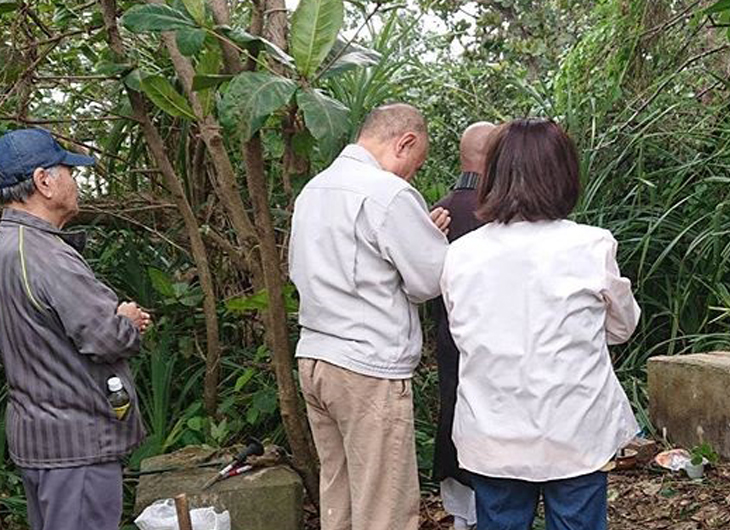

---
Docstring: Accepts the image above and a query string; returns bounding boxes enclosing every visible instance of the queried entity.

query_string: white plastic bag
[135,498,231,530]
[654,448,691,472]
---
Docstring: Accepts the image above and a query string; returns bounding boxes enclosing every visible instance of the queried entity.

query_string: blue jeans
[469,470,607,530]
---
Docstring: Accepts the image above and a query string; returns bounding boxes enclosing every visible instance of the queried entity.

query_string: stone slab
[648,352,730,458]
[135,447,303,530]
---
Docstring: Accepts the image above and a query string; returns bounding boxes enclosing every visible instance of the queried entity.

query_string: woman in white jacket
[441,119,640,530]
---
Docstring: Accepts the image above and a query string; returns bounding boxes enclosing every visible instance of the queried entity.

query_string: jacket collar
[1,208,87,253]
[454,172,481,190]
[338,144,383,170]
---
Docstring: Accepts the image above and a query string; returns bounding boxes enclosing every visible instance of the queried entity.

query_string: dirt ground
[606,462,730,530]
[306,463,730,530]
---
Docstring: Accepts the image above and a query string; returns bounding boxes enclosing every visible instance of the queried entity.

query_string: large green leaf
[122,4,196,33]
[290,0,344,78]
[148,268,176,298]
[123,69,143,91]
[225,290,270,312]
[219,72,297,140]
[319,38,382,79]
[140,75,196,120]
[192,74,233,91]
[94,61,132,76]
[706,0,730,13]
[175,28,206,56]
[218,27,295,69]
[297,88,350,160]
[53,5,75,29]
[181,0,206,25]
[226,285,298,314]
[0,0,17,15]
[195,47,222,116]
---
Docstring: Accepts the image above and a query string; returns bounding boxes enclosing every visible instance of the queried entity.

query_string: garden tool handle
[174,494,193,530]
[233,438,264,465]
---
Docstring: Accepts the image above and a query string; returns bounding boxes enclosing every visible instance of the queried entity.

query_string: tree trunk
[98,0,223,417]
[242,135,320,504]
[206,0,321,504]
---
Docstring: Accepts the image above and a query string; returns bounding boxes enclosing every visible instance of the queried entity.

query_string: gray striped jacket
[0,209,146,468]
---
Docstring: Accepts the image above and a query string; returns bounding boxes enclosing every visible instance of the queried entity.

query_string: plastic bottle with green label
[107,376,130,420]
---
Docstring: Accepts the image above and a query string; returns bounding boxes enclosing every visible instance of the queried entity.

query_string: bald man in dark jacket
[432,122,495,530]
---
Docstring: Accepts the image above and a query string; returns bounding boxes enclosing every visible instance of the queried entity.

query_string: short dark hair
[357,103,427,141]
[476,119,580,223]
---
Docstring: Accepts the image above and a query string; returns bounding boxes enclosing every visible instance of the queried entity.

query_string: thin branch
[34,75,122,82]
[20,3,53,37]
[640,0,703,39]
[129,168,163,174]
[100,0,223,416]
[619,44,730,133]
[201,225,250,270]
[695,80,724,100]
[57,90,135,121]
[205,28,281,77]
[89,201,178,213]
[1,115,131,124]
[708,13,730,28]
[64,0,99,19]
[80,204,190,255]
[53,129,130,163]
[0,40,61,108]
[208,0,245,73]
[18,27,100,51]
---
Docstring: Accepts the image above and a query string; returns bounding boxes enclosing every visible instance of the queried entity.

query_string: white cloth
[289,144,447,379]
[440,478,476,527]
[441,220,640,481]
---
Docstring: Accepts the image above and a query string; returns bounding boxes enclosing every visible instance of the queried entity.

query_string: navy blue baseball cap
[0,128,95,189]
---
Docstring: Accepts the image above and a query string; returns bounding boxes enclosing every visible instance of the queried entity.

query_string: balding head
[460,121,496,174]
[357,103,427,142]
[356,103,429,182]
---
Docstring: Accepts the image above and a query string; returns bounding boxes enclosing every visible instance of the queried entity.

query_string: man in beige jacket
[289,103,450,530]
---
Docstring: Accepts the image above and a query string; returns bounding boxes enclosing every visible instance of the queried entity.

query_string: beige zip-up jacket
[289,144,448,379]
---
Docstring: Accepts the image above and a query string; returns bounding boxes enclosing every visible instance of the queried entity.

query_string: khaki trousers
[298,358,420,530]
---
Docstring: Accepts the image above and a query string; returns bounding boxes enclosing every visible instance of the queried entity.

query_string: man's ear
[395,132,418,157]
[32,168,53,199]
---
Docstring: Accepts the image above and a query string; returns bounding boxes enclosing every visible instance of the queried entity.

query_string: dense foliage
[1,0,729,527]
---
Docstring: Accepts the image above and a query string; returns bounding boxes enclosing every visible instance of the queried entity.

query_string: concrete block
[648,352,730,458]
[135,446,303,530]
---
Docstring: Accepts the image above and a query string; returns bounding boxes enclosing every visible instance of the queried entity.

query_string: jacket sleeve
[38,248,140,363]
[376,188,449,304]
[601,234,641,345]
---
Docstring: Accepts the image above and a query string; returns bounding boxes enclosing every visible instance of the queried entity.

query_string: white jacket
[442,220,640,481]
[289,144,448,379]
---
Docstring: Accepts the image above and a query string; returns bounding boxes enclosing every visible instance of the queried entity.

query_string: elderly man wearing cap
[0,128,151,530]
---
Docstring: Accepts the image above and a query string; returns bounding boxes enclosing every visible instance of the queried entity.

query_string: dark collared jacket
[0,209,145,468]
[432,172,484,483]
